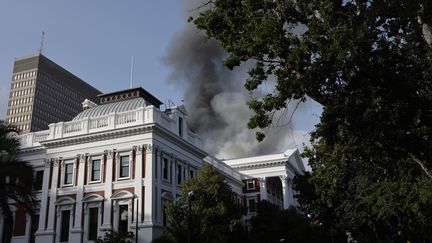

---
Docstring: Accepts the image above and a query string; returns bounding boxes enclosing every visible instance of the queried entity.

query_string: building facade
[2,87,304,243]
[6,54,101,133]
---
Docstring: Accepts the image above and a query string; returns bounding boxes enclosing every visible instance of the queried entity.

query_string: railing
[34,130,49,142]
[20,130,50,147]
[89,116,109,129]
[116,110,137,125]
[64,121,83,134]
[20,106,203,150]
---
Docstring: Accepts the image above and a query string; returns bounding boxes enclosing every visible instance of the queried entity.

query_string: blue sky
[0,0,186,119]
[0,0,322,153]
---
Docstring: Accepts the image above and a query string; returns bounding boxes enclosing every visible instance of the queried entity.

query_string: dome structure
[73,97,145,120]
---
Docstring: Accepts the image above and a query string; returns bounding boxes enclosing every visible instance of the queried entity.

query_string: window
[119,156,129,178]
[163,158,169,181]
[91,159,101,182]
[189,169,195,179]
[34,170,44,190]
[118,205,128,234]
[247,180,255,190]
[177,164,182,185]
[60,210,70,242]
[88,207,98,241]
[178,117,183,137]
[64,163,73,185]
[249,199,256,213]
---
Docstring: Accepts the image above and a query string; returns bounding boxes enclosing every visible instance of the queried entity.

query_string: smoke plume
[163,3,315,159]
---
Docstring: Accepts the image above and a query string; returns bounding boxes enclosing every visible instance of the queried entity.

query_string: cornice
[20,145,46,154]
[153,124,208,159]
[40,125,154,149]
[230,159,289,170]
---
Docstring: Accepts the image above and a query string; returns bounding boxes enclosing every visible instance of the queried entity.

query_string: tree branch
[406,151,432,179]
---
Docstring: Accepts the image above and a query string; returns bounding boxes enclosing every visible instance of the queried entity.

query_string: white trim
[56,205,74,243]
[61,160,75,187]
[162,156,171,183]
[116,152,132,181]
[83,199,103,242]
[88,155,104,184]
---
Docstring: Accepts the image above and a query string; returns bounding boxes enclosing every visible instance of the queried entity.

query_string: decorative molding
[143,144,153,154]
[44,158,51,168]
[53,158,60,167]
[40,126,154,149]
[105,150,114,159]
[230,160,289,170]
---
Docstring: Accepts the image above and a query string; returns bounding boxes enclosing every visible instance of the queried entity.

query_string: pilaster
[143,144,155,223]
[46,158,60,231]
[259,177,268,201]
[134,145,143,224]
[280,175,294,209]
[101,150,114,230]
[70,154,86,242]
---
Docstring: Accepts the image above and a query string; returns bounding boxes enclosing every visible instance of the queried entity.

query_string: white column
[101,150,114,230]
[155,150,163,223]
[170,155,176,200]
[37,159,52,231]
[134,145,143,224]
[46,158,60,232]
[70,154,86,241]
[259,177,268,201]
[143,144,155,223]
[280,175,294,209]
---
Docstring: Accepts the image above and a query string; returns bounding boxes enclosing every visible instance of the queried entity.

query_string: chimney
[82,99,97,111]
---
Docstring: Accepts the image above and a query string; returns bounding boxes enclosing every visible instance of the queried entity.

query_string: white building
[2,87,305,243]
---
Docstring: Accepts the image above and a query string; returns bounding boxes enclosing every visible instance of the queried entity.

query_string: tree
[96,230,134,243]
[193,1,432,241]
[249,201,342,243]
[164,164,245,243]
[0,121,37,243]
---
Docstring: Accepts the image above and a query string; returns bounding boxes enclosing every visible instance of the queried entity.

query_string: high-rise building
[6,54,101,133]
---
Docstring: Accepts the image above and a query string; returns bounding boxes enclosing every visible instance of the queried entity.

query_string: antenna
[38,31,45,54]
[130,56,134,88]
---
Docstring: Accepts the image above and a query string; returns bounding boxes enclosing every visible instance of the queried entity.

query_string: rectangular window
[177,164,182,185]
[34,170,44,190]
[88,207,98,241]
[118,205,128,234]
[163,158,169,181]
[247,180,255,190]
[60,210,70,242]
[120,156,129,178]
[64,163,73,185]
[178,117,183,137]
[189,169,195,179]
[249,199,256,213]
[91,159,101,181]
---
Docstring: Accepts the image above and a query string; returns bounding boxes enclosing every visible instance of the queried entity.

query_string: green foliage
[0,121,37,243]
[249,201,343,243]
[194,0,432,241]
[164,164,244,243]
[96,230,134,243]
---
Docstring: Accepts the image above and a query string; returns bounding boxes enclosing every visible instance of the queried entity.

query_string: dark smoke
[163,1,316,159]
[163,24,311,159]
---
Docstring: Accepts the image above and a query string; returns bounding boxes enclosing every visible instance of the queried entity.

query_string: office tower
[6,54,101,133]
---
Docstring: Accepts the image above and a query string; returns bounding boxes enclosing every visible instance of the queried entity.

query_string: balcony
[20,105,203,149]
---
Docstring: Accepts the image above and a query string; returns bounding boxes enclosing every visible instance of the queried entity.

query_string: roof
[98,87,162,108]
[73,97,145,120]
